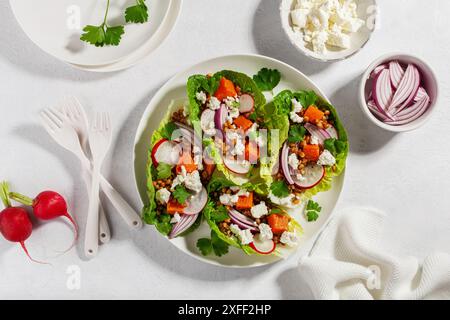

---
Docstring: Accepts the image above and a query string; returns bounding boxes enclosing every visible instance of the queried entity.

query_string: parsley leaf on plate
[196,230,230,257]
[156,163,172,180]
[306,200,322,222]
[288,124,306,143]
[270,180,290,198]
[253,68,281,92]
[125,0,149,23]
[80,24,124,47]
[172,185,191,205]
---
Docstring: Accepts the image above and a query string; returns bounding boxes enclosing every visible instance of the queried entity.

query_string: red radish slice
[414,87,428,102]
[183,187,208,215]
[223,156,251,174]
[292,164,325,189]
[325,126,339,139]
[214,104,228,132]
[389,61,405,89]
[151,139,181,166]
[169,213,198,239]
[373,69,394,113]
[229,209,258,228]
[280,142,295,185]
[238,94,254,113]
[371,64,387,79]
[250,235,276,255]
[388,64,420,113]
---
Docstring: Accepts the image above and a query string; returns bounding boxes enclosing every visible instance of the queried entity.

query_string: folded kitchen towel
[297,207,450,300]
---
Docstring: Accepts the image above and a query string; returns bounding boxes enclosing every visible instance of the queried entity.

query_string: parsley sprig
[270,180,290,198]
[196,231,230,257]
[306,200,322,222]
[80,0,149,47]
[253,68,281,93]
[172,185,191,205]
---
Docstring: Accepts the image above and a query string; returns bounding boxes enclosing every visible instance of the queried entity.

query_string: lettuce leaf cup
[261,90,349,209]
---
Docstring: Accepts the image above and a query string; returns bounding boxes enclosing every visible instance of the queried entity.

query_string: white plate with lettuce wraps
[133,54,348,267]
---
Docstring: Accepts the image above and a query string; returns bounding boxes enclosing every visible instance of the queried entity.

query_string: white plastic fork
[84,113,112,258]
[59,97,111,244]
[39,108,143,231]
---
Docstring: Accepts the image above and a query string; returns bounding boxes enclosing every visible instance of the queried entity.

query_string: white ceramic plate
[72,0,182,72]
[280,0,377,62]
[10,0,171,66]
[133,54,346,268]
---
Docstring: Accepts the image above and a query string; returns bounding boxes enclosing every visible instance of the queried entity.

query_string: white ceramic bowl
[359,53,439,132]
[280,0,377,62]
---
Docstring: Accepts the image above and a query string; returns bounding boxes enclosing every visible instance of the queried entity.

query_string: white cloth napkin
[297,207,450,300]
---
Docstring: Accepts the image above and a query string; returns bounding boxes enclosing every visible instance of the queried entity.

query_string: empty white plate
[10,0,172,66]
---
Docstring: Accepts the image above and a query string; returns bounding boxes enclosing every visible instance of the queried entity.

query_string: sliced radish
[238,94,254,113]
[280,142,295,185]
[250,235,276,255]
[388,64,420,113]
[151,139,181,166]
[223,156,251,174]
[183,187,208,215]
[214,104,228,132]
[373,69,394,113]
[389,61,405,89]
[293,163,325,189]
[169,213,198,239]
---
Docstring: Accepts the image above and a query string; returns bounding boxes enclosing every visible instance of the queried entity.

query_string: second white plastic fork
[85,112,112,258]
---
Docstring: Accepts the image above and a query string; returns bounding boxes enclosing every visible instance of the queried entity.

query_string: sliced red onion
[280,142,294,185]
[304,123,330,144]
[414,87,428,102]
[239,94,254,113]
[367,100,391,121]
[388,64,420,113]
[325,126,339,139]
[373,69,394,112]
[169,213,198,239]
[389,61,405,89]
[229,209,257,227]
[214,104,227,132]
[174,123,202,151]
[371,64,388,79]
[384,96,430,125]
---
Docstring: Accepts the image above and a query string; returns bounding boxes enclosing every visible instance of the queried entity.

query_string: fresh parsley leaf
[306,200,322,222]
[270,180,290,198]
[80,25,106,47]
[294,90,318,109]
[253,68,281,92]
[248,111,257,122]
[172,185,191,205]
[211,231,230,257]
[210,205,229,222]
[196,238,213,256]
[196,231,230,257]
[156,163,172,180]
[324,138,346,157]
[161,122,178,140]
[125,0,149,23]
[288,124,306,143]
[104,25,125,46]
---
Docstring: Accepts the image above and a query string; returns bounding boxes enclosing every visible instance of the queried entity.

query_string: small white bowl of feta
[280,0,378,62]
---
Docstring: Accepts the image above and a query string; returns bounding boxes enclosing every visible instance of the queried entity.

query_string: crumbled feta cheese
[227,106,240,123]
[232,137,245,156]
[170,213,181,224]
[156,188,171,204]
[226,131,246,157]
[236,189,249,197]
[280,231,299,247]
[269,192,301,209]
[193,154,203,171]
[317,149,336,166]
[292,98,303,112]
[290,111,304,123]
[200,109,217,136]
[220,193,239,206]
[291,0,364,53]
[196,91,207,105]
[258,223,273,241]
[230,224,241,236]
[288,153,300,169]
[184,170,203,193]
[171,166,186,190]
[224,96,239,108]
[229,186,240,192]
[207,96,221,110]
[310,135,319,145]
[238,229,254,245]
[251,201,268,219]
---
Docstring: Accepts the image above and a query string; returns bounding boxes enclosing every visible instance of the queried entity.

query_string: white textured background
[0,0,449,299]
